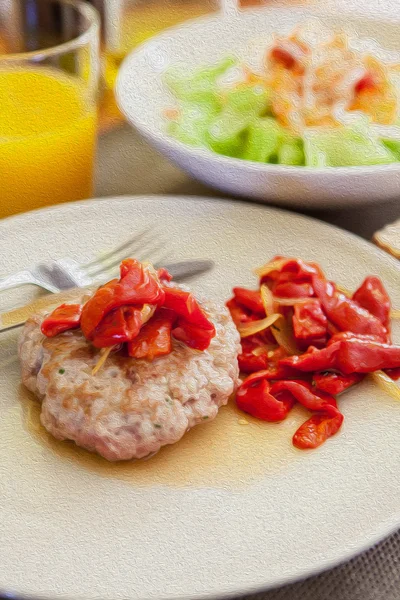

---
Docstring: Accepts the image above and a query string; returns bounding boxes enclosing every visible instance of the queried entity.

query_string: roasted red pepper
[312,276,388,341]
[260,257,322,286]
[293,412,344,449]
[352,276,391,328]
[81,259,165,340]
[270,380,344,449]
[281,337,400,374]
[163,286,216,350]
[157,267,173,282]
[236,372,294,421]
[232,287,265,316]
[226,298,255,328]
[313,372,364,395]
[41,303,82,337]
[163,287,215,331]
[292,299,327,345]
[281,343,340,372]
[91,306,143,348]
[270,380,339,415]
[273,281,314,298]
[128,309,176,360]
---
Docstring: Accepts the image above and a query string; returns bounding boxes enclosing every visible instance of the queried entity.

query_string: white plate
[1,195,400,600]
[116,6,400,208]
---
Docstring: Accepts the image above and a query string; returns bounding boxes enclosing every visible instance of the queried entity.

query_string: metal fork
[0,230,212,294]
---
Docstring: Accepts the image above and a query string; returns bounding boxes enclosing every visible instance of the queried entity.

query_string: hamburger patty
[18,298,240,461]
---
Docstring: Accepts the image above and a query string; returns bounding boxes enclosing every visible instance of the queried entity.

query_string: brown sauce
[19,384,304,489]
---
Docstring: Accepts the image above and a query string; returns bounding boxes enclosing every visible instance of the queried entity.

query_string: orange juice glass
[0,0,100,219]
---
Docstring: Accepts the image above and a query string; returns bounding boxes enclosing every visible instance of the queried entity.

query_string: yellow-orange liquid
[21,385,304,489]
[0,68,97,219]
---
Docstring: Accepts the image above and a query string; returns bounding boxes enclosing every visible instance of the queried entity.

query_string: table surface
[96,125,400,241]
[95,125,400,600]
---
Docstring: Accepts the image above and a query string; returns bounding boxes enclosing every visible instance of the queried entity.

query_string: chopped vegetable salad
[164,23,400,167]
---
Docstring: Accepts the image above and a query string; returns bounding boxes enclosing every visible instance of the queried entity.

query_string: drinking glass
[0,0,100,219]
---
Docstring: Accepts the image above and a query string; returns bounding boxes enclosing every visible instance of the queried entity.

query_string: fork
[0,229,212,294]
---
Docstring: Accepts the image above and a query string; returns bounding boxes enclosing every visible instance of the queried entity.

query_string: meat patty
[18,296,240,461]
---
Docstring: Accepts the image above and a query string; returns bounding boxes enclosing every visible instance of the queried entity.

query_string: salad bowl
[116,6,400,207]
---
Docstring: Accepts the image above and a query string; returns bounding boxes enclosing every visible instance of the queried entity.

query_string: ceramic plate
[1,195,400,600]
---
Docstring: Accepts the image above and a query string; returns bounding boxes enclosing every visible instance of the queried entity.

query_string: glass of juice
[0,0,100,219]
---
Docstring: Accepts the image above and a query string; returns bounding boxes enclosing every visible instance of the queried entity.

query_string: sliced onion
[336,284,352,298]
[141,303,156,324]
[270,314,299,356]
[370,370,400,401]
[254,258,287,279]
[252,344,277,356]
[272,296,310,306]
[238,313,281,338]
[260,284,275,316]
[92,346,114,375]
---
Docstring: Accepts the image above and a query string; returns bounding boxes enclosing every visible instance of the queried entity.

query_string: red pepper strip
[293,299,327,344]
[91,306,143,348]
[226,298,256,328]
[41,304,82,337]
[281,343,340,372]
[172,320,215,351]
[352,276,391,328]
[337,338,400,374]
[313,372,364,395]
[238,341,307,377]
[232,287,265,316]
[327,320,340,338]
[281,338,400,374]
[236,373,294,421]
[293,412,344,449]
[312,275,388,342]
[385,368,400,381]
[81,259,165,340]
[261,257,323,286]
[128,309,176,360]
[327,331,381,344]
[269,380,343,449]
[270,380,339,416]
[157,267,173,282]
[273,281,314,298]
[162,286,216,350]
[163,287,215,331]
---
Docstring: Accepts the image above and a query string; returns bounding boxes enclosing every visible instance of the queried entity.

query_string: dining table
[95,122,400,600]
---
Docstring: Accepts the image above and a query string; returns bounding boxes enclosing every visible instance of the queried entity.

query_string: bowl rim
[116,5,400,176]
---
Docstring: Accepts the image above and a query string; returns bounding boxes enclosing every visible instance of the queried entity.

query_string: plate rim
[1,194,399,272]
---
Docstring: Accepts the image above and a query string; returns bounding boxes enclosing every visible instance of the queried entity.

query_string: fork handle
[0,270,37,293]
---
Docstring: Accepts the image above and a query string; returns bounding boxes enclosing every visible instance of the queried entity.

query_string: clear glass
[0,0,100,219]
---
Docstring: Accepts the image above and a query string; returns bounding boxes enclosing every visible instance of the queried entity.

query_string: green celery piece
[164,57,235,105]
[167,103,217,147]
[303,126,397,167]
[223,84,271,117]
[278,137,305,166]
[382,138,400,160]
[206,108,250,157]
[241,118,285,163]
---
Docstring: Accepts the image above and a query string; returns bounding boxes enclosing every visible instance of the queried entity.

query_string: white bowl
[116,6,400,208]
